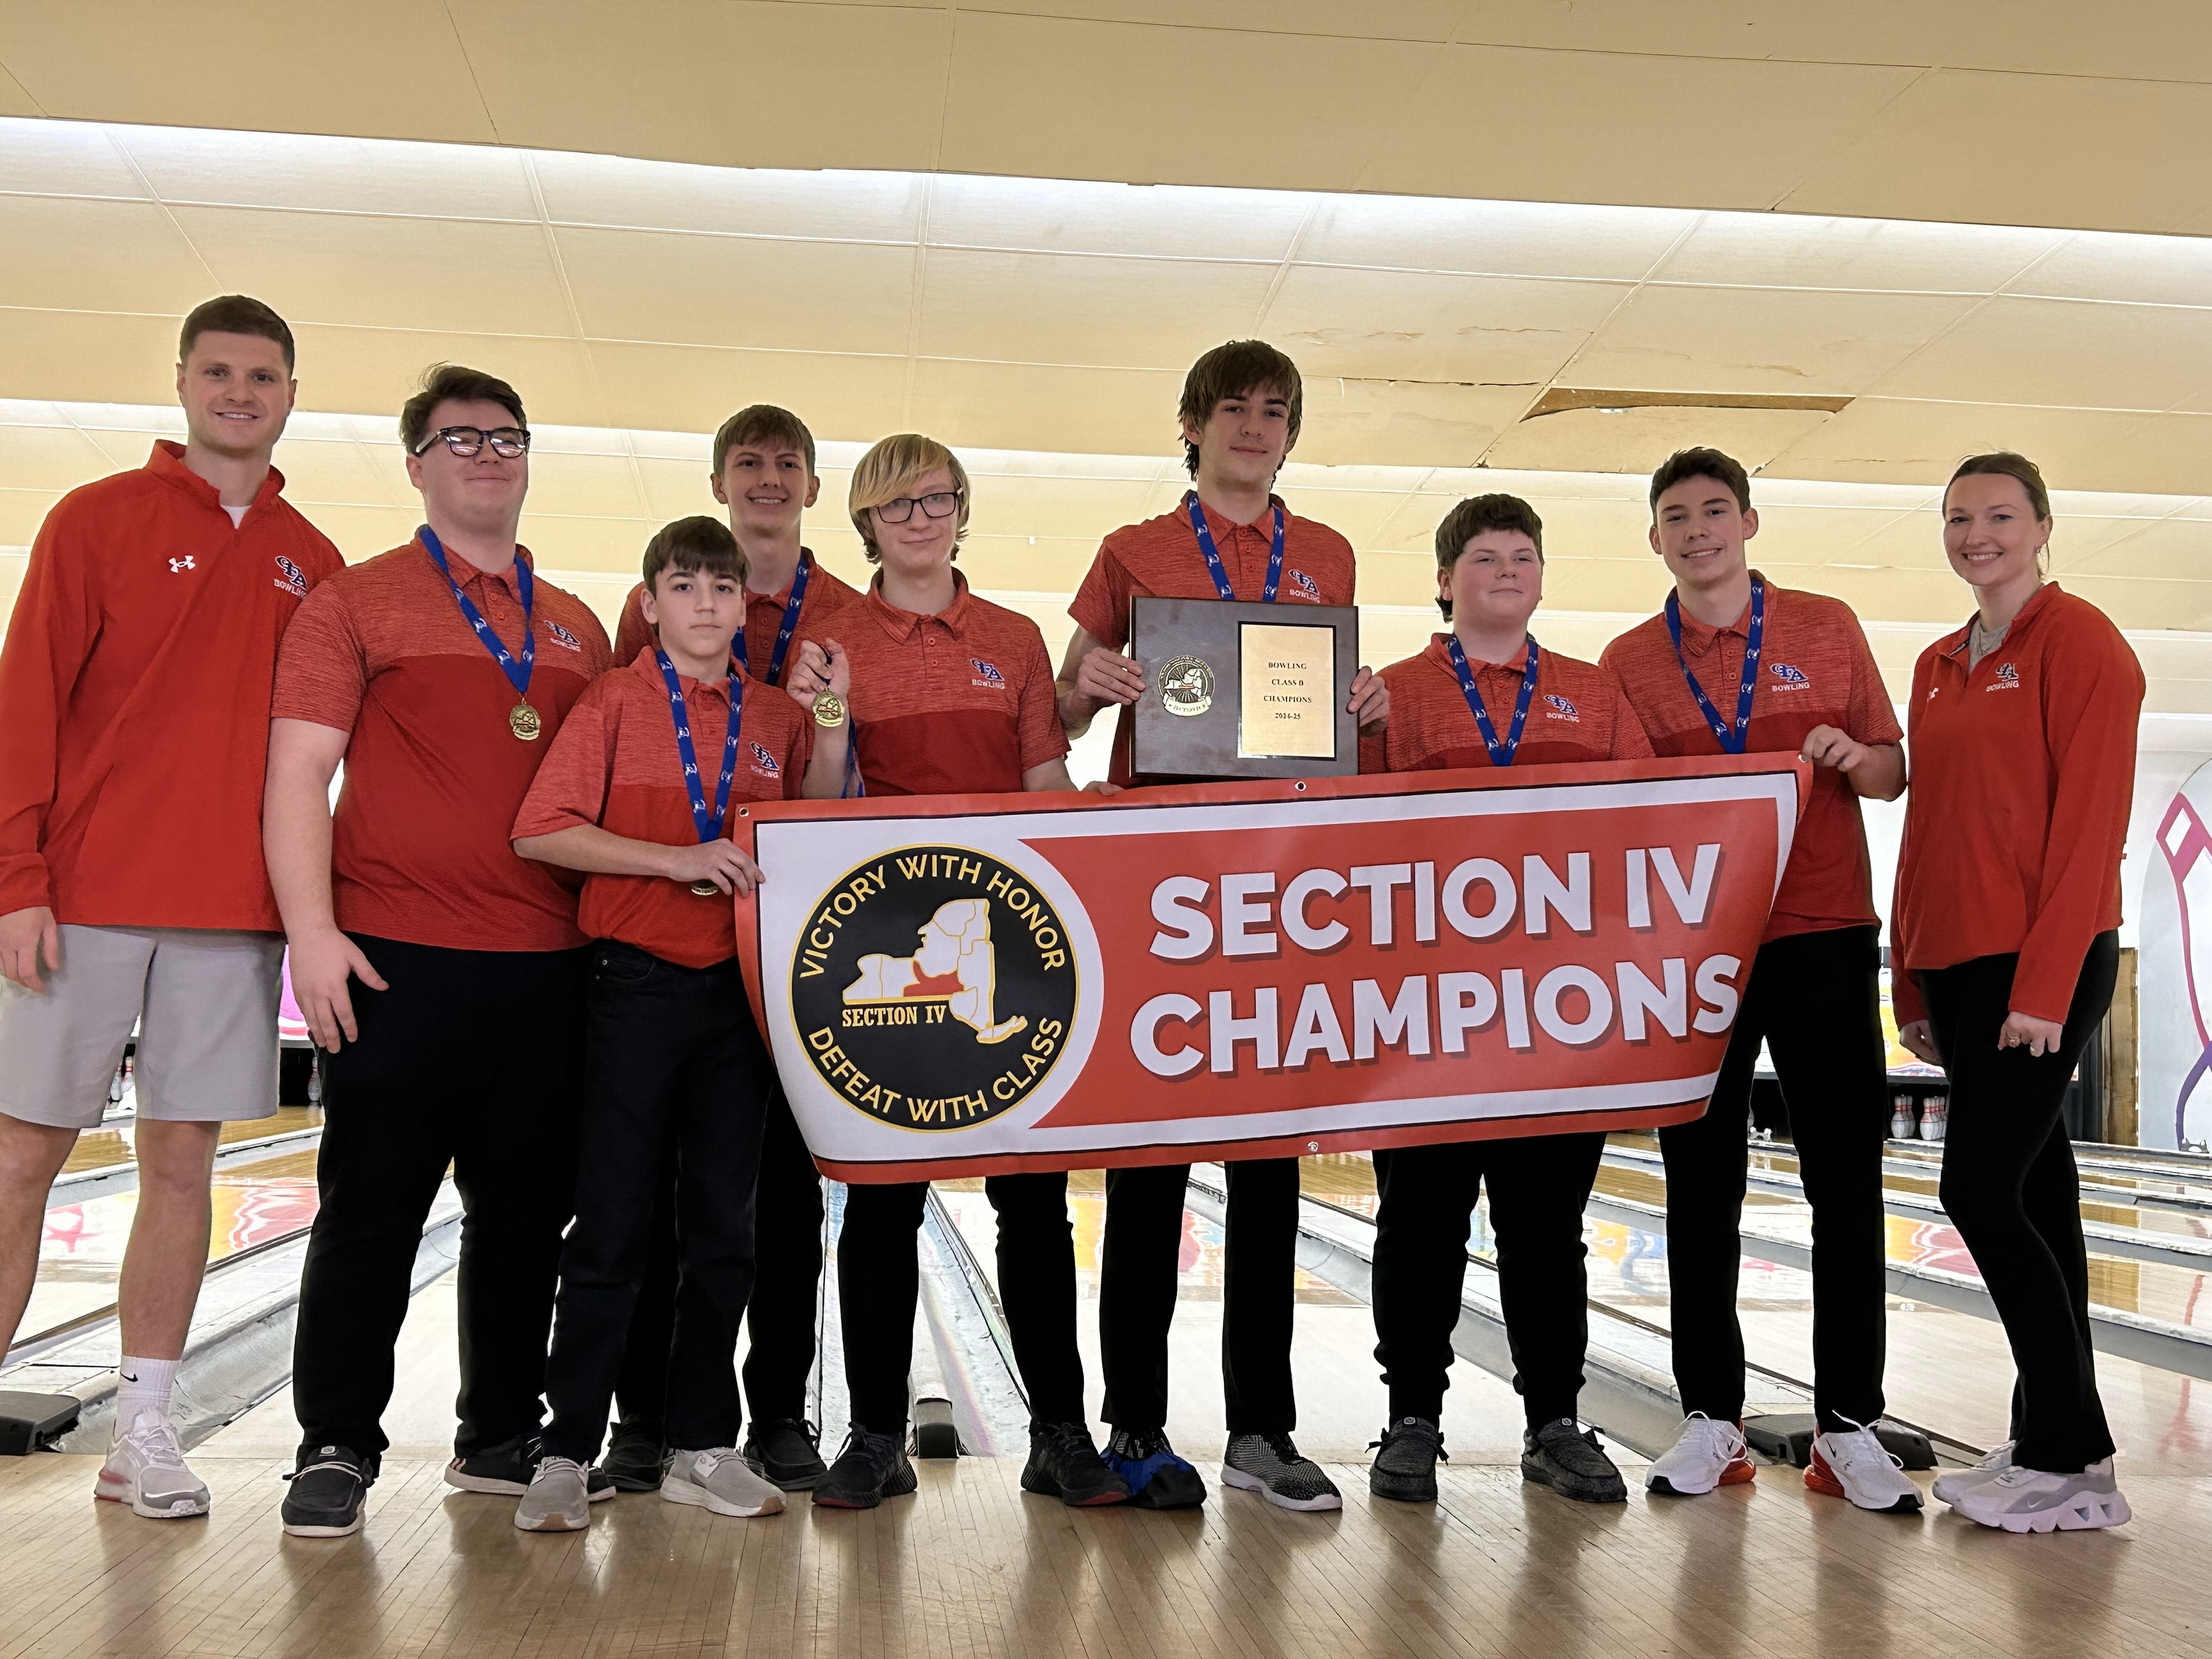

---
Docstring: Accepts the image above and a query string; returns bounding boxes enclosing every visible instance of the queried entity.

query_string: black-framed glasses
[873,490,962,523]
[413,425,531,459]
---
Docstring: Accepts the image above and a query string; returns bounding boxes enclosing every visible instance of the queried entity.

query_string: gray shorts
[0,924,285,1131]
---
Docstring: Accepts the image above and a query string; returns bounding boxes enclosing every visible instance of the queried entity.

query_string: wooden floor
[3,1450,2209,1659]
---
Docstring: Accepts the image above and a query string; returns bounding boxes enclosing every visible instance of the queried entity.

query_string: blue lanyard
[1185,492,1284,603]
[1446,635,1539,768]
[1664,575,1764,755]
[761,552,813,688]
[421,524,533,699]
[653,647,744,843]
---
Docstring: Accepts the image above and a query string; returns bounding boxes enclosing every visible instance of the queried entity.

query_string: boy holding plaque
[1600,447,1918,1516]
[504,515,849,1532]
[1359,494,1648,1508]
[1053,340,1386,1513]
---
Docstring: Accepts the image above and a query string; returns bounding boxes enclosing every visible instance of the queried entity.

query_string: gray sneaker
[663,1448,787,1518]
[1369,1417,1446,1504]
[1933,1441,2017,1506]
[1521,1419,1628,1504]
[96,1417,211,1520]
[1949,1458,2129,1533]
[514,1455,591,1532]
[1222,1432,1342,1512]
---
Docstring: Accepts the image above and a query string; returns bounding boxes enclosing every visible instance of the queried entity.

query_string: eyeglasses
[872,490,962,523]
[413,425,531,459]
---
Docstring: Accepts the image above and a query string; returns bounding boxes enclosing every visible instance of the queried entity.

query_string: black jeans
[1099,1157,1299,1435]
[613,1085,823,1432]
[542,943,770,1460]
[1921,932,2119,1472]
[293,936,586,1459]
[1372,1132,1606,1429]
[1658,923,1889,1432]
[837,1172,1083,1432]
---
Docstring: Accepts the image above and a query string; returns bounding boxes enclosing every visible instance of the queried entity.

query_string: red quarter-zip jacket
[0,443,343,929]
[1890,583,2144,1026]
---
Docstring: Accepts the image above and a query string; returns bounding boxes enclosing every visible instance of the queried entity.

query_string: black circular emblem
[790,844,1079,1132]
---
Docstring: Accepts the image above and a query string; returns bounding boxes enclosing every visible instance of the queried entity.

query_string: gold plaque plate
[1238,622,1335,759]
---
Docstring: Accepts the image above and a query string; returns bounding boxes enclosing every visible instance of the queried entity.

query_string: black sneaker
[1020,1421,1130,1507]
[742,1418,830,1491]
[283,1444,377,1538]
[1369,1417,1447,1504]
[1222,1432,1342,1512]
[811,1426,918,1509]
[601,1421,671,1493]
[1521,1419,1628,1504]
[1103,1427,1207,1510]
[443,1434,539,1496]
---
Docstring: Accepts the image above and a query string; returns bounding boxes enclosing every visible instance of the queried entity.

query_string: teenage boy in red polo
[1360,494,1649,1509]
[0,296,341,1521]
[783,433,1127,1512]
[1053,340,1386,1512]
[264,364,613,1538]
[506,514,853,1531]
[604,405,858,1493]
[1600,447,1919,1515]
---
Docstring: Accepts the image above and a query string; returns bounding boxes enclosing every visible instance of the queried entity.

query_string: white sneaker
[514,1455,591,1532]
[1933,1441,2017,1506]
[1806,1425,1923,1513]
[663,1448,787,1517]
[1949,1458,2129,1533]
[95,1415,211,1519]
[1645,1413,1754,1497]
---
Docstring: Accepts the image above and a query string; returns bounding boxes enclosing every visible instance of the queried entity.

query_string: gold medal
[689,879,721,898]
[812,690,848,728]
[509,701,542,741]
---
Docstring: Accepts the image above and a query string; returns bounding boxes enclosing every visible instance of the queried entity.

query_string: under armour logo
[168,557,196,573]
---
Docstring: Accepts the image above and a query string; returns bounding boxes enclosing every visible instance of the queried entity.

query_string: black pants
[542,943,770,1461]
[837,1172,1082,1432]
[1921,932,2119,1472]
[613,1085,823,1432]
[1658,923,1888,1432]
[1372,1132,1606,1429]
[1099,1157,1299,1435]
[293,936,586,1459]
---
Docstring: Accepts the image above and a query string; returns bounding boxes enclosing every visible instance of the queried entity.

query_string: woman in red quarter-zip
[1893,452,2143,1535]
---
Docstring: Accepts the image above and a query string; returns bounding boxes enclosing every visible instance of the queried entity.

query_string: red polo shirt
[844,573,1067,797]
[1362,635,1654,772]
[0,443,343,929]
[272,536,612,952]
[612,550,865,686]
[1069,495,1358,785]
[1891,584,2142,1025]
[1602,577,1900,941]
[512,649,811,968]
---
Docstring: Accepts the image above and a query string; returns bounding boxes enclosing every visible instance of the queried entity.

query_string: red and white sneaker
[1645,1414,1754,1497]
[1806,1424,1923,1513]
[95,1415,211,1519]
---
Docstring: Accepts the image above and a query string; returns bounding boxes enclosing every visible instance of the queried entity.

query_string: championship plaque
[1128,596,1358,779]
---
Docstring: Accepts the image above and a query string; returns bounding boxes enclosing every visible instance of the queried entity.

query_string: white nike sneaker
[1933,1441,2017,1506]
[663,1448,786,1517]
[1949,1459,2129,1533]
[1645,1413,1754,1497]
[1805,1424,1923,1513]
[95,1415,211,1519]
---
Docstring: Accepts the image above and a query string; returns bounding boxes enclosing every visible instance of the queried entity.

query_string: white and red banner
[734,755,1808,1182]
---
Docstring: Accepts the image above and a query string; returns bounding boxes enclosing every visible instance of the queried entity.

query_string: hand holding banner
[733,754,1809,1182]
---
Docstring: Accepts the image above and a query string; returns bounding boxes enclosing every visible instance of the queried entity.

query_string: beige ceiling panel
[918,248,1277,369]
[0,422,118,493]
[1494,494,1657,565]
[1294,379,1537,470]
[514,454,648,523]
[1296,196,1691,281]
[453,2,950,172]
[307,503,427,564]
[1348,549,1451,610]
[1,116,149,198]
[0,488,58,546]
[1747,503,1922,566]
[1265,266,1621,383]
[1816,511,1964,575]
[1780,70,2212,236]
[1571,285,1980,398]
[1363,607,1447,669]
[955,534,1099,597]
[1756,559,1973,623]
[1765,398,2158,488]
[635,456,724,523]
[514,513,656,574]
[531,152,928,244]
[586,341,909,443]
[2064,517,2212,583]
[952,1,1464,41]
[2063,573,2212,633]
[258,438,399,510]
[1529,554,1673,617]
[1269,489,1424,546]
[907,357,1185,455]
[289,325,604,431]
[1361,46,1919,210]
[171,206,574,339]
[1872,296,2212,412]
[0,309,183,407]
[1653,214,2065,296]
[555,226,916,355]
[1482,404,1836,475]
[117,126,540,222]
[2074,413,2212,497]
[0,63,39,118]
[2010,231,2212,311]
[963,474,1155,540]
[0,196,211,314]
[928,174,1309,263]
[939,13,1434,190]
[0,4,496,144]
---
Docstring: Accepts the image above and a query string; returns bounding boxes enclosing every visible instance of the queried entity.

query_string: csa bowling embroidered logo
[1542,693,1579,721]
[546,621,583,652]
[273,555,307,597]
[792,846,1077,1131]
[1288,568,1321,600]
[1769,662,1810,689]
[1990,662,2022,691]
[970,657,1006,689]
[749,741,781,777]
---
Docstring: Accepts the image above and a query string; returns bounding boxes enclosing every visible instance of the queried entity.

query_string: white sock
[115,1356,180,1436]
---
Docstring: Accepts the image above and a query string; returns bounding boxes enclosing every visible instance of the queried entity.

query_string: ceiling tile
[0,308,183,407]
[1871,296,2212,411]
[962,473,1155,541]
[1652,213,2064,295]
[257,437,398,509]
[2010,230,2212,309]
[1482,404,1837,475]
[928,174,1310,263]
[532,152,928,242]
[0,195,211,313]
[585,340,909,443]
[2064,572,2212,633]
[907,357,1185,456]
[1266,267,1621,383]
[1297,195,1690,281]
[287,325,605,431]
[513,452,648,522]
[2065,517,2212,584]
[0,421,121,492]
[308,502,427,563]
[918,247,1278,369]
[118,125,539,221]
[1765,397,2155,488]
[0,116,150,197]
[1294,379,1538,469]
